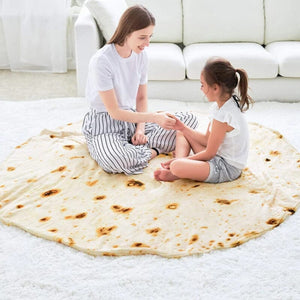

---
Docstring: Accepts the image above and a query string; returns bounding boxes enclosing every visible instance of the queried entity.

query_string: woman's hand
[154,112,176,130]
[131,130,148,145]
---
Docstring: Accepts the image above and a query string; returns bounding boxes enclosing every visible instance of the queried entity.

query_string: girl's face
[126,25,154,54]
[200,73,216,102]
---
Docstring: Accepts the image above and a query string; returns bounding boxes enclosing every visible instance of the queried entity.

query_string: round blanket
[0,114,299,258]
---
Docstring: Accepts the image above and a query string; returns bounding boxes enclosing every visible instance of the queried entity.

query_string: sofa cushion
[265,0,300,44]
[182,0,264,45]
[265,42,300,77]
[183,43,278,80]
[126,0,182,43]
[85,0,128,41]
[146,43,185,80]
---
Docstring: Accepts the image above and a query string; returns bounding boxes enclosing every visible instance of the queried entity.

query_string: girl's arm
[170,114,210,146]
[180,122,210,147]
[188,119,228,161]
[99,89,175,129]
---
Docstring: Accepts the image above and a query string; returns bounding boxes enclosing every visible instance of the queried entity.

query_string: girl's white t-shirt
[85,43,148,112]
[209,98,249,169]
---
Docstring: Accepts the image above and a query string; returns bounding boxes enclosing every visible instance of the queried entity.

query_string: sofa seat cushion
[183,43,278,80]
[265,42,300,77]
[146,43,185,80]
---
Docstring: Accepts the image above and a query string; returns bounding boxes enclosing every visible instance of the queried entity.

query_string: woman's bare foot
[154,168,179,182]
[150,149,158,160]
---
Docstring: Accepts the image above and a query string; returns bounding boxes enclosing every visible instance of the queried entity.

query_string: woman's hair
[108,5,155,46]
[202,57,253,111]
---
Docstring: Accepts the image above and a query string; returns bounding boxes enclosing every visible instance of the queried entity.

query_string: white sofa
[75,0,300,102]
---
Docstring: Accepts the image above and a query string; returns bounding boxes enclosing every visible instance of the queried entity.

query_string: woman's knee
[177,112,199,129]
[100,151,129,173]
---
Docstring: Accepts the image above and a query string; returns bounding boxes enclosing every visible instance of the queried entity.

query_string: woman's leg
[87,133,152,175]
[82,110,152,175]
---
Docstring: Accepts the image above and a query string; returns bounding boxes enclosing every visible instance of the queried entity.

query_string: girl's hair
[108,5,155,46]
[202,57,253,111]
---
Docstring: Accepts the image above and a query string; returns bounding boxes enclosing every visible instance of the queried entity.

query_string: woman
[82,5,198,175]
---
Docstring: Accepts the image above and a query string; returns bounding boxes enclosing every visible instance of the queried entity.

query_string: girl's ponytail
[236,69,253,111]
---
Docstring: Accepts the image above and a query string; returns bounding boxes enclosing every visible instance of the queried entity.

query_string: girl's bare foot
[161,158,175,169]
[161,162,170,169]
[154,168,179,182]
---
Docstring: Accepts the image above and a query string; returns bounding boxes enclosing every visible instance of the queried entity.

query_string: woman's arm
[99,88,175,129]
[135,84,147,133]
[132,84,148,145]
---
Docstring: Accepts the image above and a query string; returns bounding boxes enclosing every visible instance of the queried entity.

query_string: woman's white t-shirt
[209,98,249,169]
[85,43,148,112]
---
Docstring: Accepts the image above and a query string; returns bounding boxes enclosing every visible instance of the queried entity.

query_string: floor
[0,70,300,300]
[0,69,77,101]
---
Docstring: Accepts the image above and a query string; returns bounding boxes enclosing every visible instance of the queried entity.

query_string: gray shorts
[204,155,242,183]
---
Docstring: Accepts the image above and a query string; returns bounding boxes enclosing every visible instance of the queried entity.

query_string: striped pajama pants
[82,109,198,175]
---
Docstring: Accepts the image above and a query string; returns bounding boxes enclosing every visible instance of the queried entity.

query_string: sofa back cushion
[126,0,182,43]
[86,0,128,41]
[264,0,300,44]
[182,0,264,45]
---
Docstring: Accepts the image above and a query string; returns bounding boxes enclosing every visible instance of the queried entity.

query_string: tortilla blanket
[0,115,299,258]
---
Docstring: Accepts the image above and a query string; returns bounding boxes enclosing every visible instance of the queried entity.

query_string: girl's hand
[166,113,186,131]
[154,112,176,130]
[131,131,148,145]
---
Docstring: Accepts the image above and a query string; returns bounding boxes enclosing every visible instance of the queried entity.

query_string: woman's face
[126,25,154,54]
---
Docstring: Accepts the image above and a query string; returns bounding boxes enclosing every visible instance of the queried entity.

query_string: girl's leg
[173,131,191,158]
[160,131,192,169]
[154,158,210,182]
[173,130,207,158]
[146,112,199,155]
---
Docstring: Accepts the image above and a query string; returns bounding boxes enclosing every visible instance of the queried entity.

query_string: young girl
[82,5,197,175]
[154,57,254,183]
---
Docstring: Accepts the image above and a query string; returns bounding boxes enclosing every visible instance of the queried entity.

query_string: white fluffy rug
[0,98,300,299]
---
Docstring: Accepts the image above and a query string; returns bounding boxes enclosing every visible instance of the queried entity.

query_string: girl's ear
[213,83,219,91]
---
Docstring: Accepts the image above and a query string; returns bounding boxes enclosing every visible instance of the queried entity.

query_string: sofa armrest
[74,6,103,96]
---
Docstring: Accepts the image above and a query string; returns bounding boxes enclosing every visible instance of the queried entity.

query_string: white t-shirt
[209,97,249,169]
[85,43,148,112]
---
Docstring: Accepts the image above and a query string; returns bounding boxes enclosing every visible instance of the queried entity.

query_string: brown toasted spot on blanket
[41,189,61,197]
[111,205,133,214]
[97,226,117,237]
[63,145,74,150]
